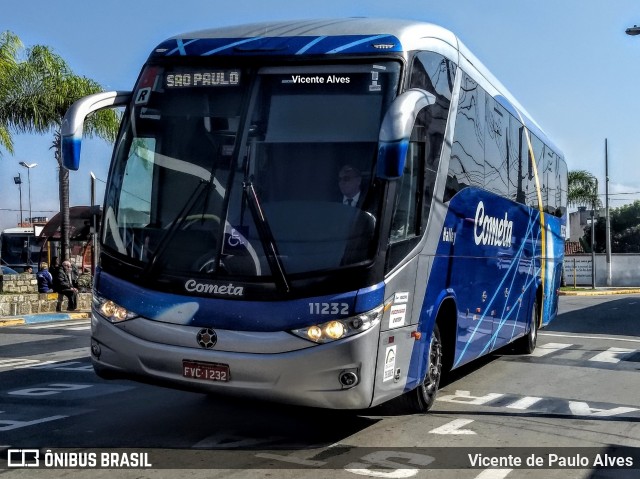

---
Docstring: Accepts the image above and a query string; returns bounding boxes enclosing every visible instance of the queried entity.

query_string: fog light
[91,340,101,358]
[339,371,358,388]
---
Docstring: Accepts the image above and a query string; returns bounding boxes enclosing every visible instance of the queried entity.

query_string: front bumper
[90,312,381,409]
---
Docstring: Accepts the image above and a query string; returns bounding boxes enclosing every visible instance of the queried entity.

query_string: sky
[2,0,640,231]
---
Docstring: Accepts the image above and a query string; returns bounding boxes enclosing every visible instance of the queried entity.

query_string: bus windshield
[103,61,401,280]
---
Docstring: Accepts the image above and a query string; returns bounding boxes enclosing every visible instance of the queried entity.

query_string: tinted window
[508,115,526,203]
[387,108,432,270]
[484,97,509,196]
[409,52,457,101]
[557,157,568,215]
[542,146,556,214]
[524,133,544,208]
[447,72,485,200]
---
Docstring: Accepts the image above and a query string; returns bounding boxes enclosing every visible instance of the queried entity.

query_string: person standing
[57,260,79,311]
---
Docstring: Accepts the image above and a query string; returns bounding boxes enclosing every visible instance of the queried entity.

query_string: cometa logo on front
[185,280,244,296]
[473,201,513,247]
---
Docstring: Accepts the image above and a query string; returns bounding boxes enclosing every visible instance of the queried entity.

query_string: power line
[0,208,59,213]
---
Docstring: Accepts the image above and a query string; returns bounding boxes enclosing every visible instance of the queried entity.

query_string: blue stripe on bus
[152,35,402,58]
[96,270,384,332]
[295,36,327,55]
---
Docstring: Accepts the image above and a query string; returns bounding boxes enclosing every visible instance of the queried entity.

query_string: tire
[393,324,443,413]
[514,297,538,354]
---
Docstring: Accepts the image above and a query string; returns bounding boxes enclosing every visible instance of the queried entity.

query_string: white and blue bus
[62,19,567,411]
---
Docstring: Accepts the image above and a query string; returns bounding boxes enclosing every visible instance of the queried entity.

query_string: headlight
[93,294,138,323]
[290,305,383,344]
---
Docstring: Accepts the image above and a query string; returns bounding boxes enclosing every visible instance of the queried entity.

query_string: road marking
[0,358,50,369]
[529,342,572,357]
[29,321,90,330]
[568,401,638,417]
[588,347,636,363]
[8,383,94,397]
[505,397,543,410]
[0,348,89,371]
[429,419,475,435]
[437,390,504,405]
[474,469,512,479]
[345,451,435,478]
[31,361,93,372]
[540,332,640,344]
[0,414,67,431]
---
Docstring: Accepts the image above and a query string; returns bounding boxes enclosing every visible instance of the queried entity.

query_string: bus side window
[509,115,525,204]
[446,71,485,201]
[387,110,428,271]
[408,52,455,219]
[543,146,557,215]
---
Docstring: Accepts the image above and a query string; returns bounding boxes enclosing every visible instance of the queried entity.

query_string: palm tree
[0,31,23,155]
[0,32,119,261]
[568,170,600,209]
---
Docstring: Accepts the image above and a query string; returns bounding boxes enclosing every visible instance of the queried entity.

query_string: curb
[559,289,640,296]
[0,311,90,327]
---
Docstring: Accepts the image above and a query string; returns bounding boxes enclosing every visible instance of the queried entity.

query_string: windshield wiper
[142,179,209,278]
[243,180,290,293]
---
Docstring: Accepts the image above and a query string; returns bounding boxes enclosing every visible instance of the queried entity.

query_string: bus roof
[151,18,561,158]
[2,227,34,235]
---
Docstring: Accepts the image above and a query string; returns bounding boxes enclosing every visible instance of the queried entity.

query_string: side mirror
[377,89,435,179]
[61,91,132,170]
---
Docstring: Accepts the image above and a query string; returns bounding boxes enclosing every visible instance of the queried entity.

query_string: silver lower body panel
[91,312,381,409]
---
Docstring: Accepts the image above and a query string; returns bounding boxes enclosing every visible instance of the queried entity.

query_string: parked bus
[0,226,45,273]
[62,19,567,411]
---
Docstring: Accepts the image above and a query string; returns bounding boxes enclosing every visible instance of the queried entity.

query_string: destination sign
[165,70,240,88]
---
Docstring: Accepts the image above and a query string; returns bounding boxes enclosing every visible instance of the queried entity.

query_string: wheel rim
[425,333,442,394]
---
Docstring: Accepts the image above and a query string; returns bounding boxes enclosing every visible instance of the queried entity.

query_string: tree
[603,200,640,253]
[0,31,23,155]
[0,32,119,261]
[567,170,600,209]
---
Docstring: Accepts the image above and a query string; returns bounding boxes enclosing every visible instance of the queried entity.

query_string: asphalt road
[0,294,639,478]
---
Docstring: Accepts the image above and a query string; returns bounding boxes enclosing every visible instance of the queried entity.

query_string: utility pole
[605,139,612,286]
[13,174,23,226]
[591,178,597,289]
[90,172,98,274]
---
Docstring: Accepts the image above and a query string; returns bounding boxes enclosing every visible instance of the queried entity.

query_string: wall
[0,273,39,294]
[564,254,640,287]
[0,273,91,316]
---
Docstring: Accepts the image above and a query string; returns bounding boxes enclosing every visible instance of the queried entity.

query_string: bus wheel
[514,298,538,354]
[394,325,442,413]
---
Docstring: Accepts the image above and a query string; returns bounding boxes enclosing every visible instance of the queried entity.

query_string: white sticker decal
[394,292,409,304]
[383,346,396,382]
[389,304,406,329]
[134,87,151,105]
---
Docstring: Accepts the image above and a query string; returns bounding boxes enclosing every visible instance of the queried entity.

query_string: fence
[564,254,640,287]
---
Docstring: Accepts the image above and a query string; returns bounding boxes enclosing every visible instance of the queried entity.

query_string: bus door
[372,103,439,405]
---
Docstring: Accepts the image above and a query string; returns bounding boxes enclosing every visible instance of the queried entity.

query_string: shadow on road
[548,296,640,336]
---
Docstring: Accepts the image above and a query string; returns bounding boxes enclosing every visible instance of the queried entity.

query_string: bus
[62,19,567,411]
[0,226,45,273]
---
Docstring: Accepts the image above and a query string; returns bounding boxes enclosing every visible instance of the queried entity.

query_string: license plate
[182,360,230,382]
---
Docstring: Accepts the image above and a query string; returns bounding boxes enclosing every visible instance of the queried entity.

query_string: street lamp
[19,161,37,225]
[13,174,23,225]
[626,25,640,36]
